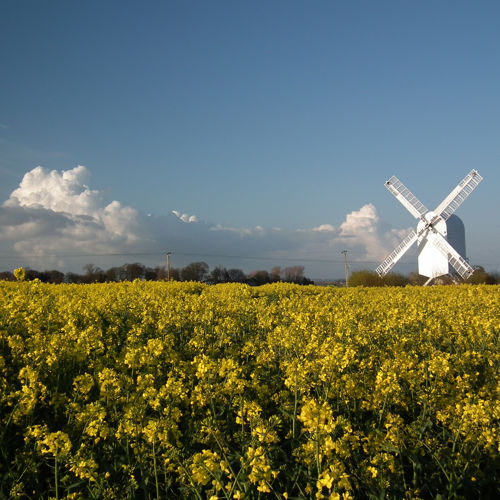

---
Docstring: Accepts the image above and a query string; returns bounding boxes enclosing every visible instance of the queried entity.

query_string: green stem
[315,426,321,477]
[178,463,203,500]
[153,439,160,499]
[55,456,59,500]
[211,430,244,494]
[292,368,298,439]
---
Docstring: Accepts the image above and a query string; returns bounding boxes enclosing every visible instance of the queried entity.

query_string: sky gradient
[1,1,499,279]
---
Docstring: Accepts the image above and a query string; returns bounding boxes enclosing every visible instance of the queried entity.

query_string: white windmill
[376,170,483,284]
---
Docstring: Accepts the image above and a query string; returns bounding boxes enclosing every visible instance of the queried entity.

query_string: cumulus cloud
[6,165,96,214]
[0,165,411,275]
[295,204,412,264]
[337,203,392,261]
[1,166,144,262]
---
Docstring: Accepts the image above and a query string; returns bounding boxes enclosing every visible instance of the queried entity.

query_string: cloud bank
[0,166,411,276]
[2,166,144,258]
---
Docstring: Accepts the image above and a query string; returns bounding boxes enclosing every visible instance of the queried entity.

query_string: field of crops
[0,280,498,499]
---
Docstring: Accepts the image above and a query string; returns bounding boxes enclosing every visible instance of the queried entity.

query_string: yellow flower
[13,267,25,281]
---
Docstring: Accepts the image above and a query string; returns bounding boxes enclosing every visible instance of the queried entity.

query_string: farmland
[0,280,499,499]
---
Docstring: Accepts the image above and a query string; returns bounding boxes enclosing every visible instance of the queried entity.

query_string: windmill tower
[376,170,482,283]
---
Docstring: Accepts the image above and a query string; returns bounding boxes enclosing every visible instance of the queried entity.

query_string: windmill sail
[385,176,428,219]
[426,231,475,279]
[435,170,483,221]
[376,229,418,276]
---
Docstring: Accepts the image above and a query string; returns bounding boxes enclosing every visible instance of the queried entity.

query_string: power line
[0,250,497,268]
[0,249,381,264]
[170,251,381,264]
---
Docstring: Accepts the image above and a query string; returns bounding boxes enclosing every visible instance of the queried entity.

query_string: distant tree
[105,267,120,282]
[489,271,500,284]
[46,270,64,284]
[269,266,282,282]
[209,265,230,284]
[284,265,305,283]
[348,270,383,287]
[83,264,96,275]
[169,267,181,281]
[248,270,271,286]
[181,262,209,282]
[123,263,145,281]
[382,272,409,287]
[0,271,14,281]
[155,266,168,281]
[466,266,497,285]
[25,269,41,281]
[65,272,86,284]
[36,270,49,283]
[83,264,105,283]
[143,267,157,281]
[282,265,313,284]
[227,268,247,283]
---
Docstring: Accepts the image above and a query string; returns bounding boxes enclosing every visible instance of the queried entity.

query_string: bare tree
[248,270,271,286]
[105,267,121,282]
[83,263,105,283]
[46,270,64,284]
[269,266,282,282]
[181,262,209,282]
[227,268,247,283]
[123,263,145,281]
[209,265,230,284]
[284,266,305,283]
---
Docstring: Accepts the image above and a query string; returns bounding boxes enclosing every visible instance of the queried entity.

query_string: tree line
[0,262,313,285]
[2,262,497,286]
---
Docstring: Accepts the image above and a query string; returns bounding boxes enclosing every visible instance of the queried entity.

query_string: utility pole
[166,252,172,281]
[341,250,349,287]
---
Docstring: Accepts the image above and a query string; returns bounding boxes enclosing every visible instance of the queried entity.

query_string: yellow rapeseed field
[0,280,498,499]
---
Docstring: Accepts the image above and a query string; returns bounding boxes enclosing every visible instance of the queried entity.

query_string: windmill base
[423,276,434,286]
[421,273,463,286]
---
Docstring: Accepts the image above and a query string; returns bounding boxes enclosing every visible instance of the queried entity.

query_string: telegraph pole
[166,252,172,281]
[341,250,349,287]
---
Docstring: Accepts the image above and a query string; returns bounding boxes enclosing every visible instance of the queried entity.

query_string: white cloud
[4,165,141,245]
[333,203,412,261]
[6,165,97,215]
[336,203,388,260]
[294,204,413,266]
[172,210,199,223]
[210,224,266,236]
[339,203,379,236]
[0,166,412,276]
[312,224,335,232]
[1,166,144,263]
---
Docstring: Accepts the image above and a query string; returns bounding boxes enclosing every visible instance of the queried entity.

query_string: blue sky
[1,1,499,278]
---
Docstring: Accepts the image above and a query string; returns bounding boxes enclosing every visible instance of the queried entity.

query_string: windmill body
[376,170,482,281]
[417,212,448,278]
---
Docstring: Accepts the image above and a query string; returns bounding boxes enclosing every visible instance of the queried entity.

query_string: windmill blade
[434,170,483,221]
[376,229,418,276]
[384,176,429,219]
[426,231,475,279]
